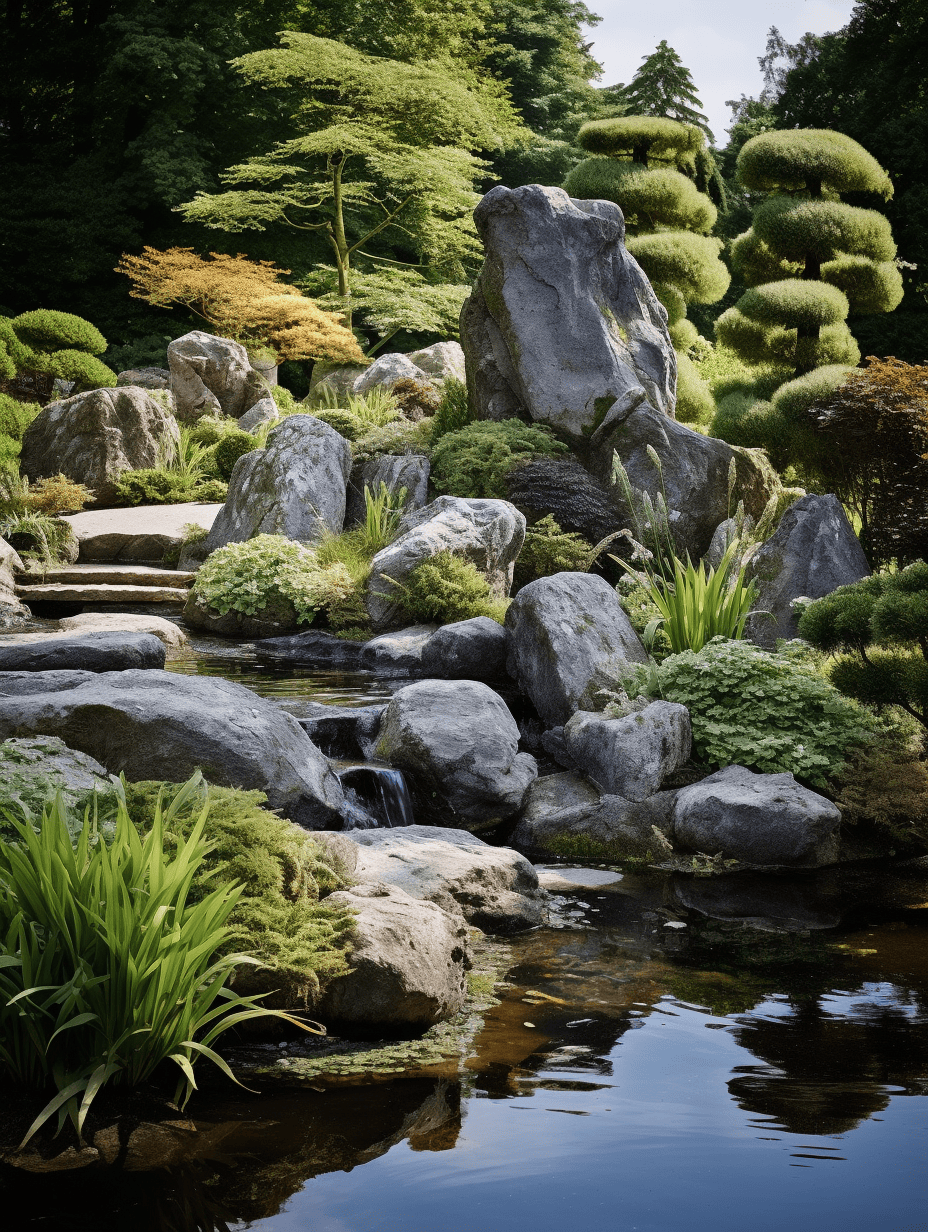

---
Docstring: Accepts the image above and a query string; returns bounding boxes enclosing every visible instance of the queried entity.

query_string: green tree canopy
[620,41,712,140]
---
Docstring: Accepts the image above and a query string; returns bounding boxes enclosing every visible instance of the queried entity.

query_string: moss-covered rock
[0,736,120,837]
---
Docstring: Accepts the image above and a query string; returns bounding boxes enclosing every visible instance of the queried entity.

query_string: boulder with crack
[167,330,265,421]
[563,702,691,801]
[366,496,525,632]
[204,414,351,553]
[375,678,537,831]
[505,572,648,726]
[20,387,180,505]
[0,669,345,829]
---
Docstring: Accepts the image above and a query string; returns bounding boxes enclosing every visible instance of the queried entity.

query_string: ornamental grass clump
[0,777,315,1146]
[610,637,875,789]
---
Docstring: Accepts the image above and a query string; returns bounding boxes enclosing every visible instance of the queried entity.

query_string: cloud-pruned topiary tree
[563,115,729,424]
[716,130,901,379]
[0,310,116,400]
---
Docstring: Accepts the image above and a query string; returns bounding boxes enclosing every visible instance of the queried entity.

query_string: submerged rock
[0,669,345,829]
[746,493,871,648]
[316,882,469,1032]
[672,765,841,868]
[375,678,537,831]
[505,572,648,726]
[348,824,548,932]
[563,702,691,801]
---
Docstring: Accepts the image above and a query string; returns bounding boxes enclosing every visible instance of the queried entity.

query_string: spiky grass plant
[0,777,316,1146]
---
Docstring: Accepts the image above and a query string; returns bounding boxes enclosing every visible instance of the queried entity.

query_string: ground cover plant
[387,551,509,625]
[0,777,315,1145]
[430,419,568,499]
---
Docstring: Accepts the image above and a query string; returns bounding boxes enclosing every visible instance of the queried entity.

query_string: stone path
[61,503,222,563]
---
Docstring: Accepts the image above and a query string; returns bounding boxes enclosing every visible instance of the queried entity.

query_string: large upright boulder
[20,387,179,504]
[563,702,691,801]
[460,185,675,438]
[375,679,537,831]
[204,415,351,553]
[366,496,525,631]
[505,572,648,726]
[344,453,430,529]
[746,493,871,648]
[0,670,345,829]
[0,537,29,629]
[167,331,264,421]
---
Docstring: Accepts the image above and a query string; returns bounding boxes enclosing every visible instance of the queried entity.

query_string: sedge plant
[0,776,318,1146]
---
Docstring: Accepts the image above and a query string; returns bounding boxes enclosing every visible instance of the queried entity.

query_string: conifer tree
[563,116,729,423]
[621,41,712,139]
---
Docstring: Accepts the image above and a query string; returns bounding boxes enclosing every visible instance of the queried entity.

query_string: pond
[3,625,926,1230]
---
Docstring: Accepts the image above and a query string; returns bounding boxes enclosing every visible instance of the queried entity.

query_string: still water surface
[4,637,926,1230]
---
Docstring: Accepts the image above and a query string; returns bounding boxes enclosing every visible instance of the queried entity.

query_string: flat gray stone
[0,631,166,673]
[62,503,222,564]
[535,866,624,892]
[360,625,437,673]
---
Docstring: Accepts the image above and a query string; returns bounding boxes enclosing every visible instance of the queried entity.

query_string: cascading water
[337,764,415,829]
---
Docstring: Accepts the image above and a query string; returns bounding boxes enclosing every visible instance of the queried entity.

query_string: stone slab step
[62,503,222,563]
[15,583,188,605]
[19,565,195,588]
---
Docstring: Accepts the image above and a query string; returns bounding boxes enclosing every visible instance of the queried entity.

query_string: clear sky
[587,0,857,145]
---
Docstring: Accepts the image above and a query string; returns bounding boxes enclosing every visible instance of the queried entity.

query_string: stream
[2,635,926,1229]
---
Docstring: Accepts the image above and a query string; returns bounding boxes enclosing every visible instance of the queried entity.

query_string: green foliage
[313,408,363,441]
[612,637,874,787]
[193,534,355,624]
[46,351,117,391]
[563,160,716,233]
[621,41,711,136]
[834,725,928,849]
[737,280,849,329]
[430,418,568,499]
[124,778,354,1008]
[513,515,594,590]
[0,508,75,565]
[11,310,106,356]
[213,430,259,480]
[112,470,227,507]
[0,777,305,1145]
[675,352,715,426]
[0,738,120,838]
[0,394,40,442]
[798,563,928,728]
[271,385,297,415]
[310,267,470,354]
[578,115,704,164]
[627,232,729,304]
[393,550,508,625]
[362,482,408,553]
[753,194,897,266]
[430,377,475,441]
[736,128,893,198]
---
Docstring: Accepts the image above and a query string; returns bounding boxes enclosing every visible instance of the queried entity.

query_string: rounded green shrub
[0,393,40,442]
[513,515,594,590]
[0,318,36,370]
[214,429,259,480]
[47,349,117,391]
[753,195,896,266]
[731,229,803,287]
[430,377,474,441]
[626,231,729,304]
[400,551,508,624]
[11,309,107,356]
[578,116,703,165]
[737,280,850,330]
[736,129,893,198]
[675,353,715,426]
[430,418,568,499]
[313,407,363,440]
[821,256,904,315]
[613,636,875,788]
[564,160,716,233]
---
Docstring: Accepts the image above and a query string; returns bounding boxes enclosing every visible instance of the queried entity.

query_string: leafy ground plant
[609,637,875,789]
[0,777,315,1146]
[388,551,509,625]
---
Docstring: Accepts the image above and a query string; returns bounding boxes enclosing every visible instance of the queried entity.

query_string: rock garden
[0,12,927,1222]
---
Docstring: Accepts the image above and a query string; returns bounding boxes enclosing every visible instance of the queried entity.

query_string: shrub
[389,551,508,625]
[11,310,106,356]
[0,393,40,442]
[25,474,93,515]
[513,515,594,590]
[610,637,875,788]
[313,407,363,440]
[45,349,117,391]
[187,414,240,448]
[0,510,75,564]
[192,534,353,624]
[675,352,715,426]
[124,778,354,1007]
[797,563,928,729]
[213,430,259,480]
[430,377,474,441]
[112,469,227,506]
[834,726,928,849]
[271,384,298,415]
[0,778,307,1144]
[391,377,440,419]
[430,418,568,499]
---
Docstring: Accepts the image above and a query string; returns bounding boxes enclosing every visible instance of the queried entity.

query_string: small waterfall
[337,764,415,830]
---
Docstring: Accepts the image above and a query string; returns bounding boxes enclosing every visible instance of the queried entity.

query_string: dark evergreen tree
[621,41,712,140]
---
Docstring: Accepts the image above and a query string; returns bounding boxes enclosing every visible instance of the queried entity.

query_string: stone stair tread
[15,583,189,604]
[18,565,194,587]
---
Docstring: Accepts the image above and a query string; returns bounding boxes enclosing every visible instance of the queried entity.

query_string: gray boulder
[344,453,430,529]
[704,514,753,570]
[294,703,386,760]
[307,362,369,401]
[419,617,508,681]
[460,185,674,438]
[0,670,345,829]
[0,631,166,673]
[353,353,430,395]
[746,493,870,648]
[20,387,180,504]
[116,367,170,390]
[505,458,622,545]
[255,629,367,670]
[204,415,351,553]
[360,625,437,673]
[596,402,781,560]
[347,825,548,932]
[167,331,264,421]
[367,496,525,631]
[315,882,469,1030]
[406,341,466,384]
[512,771,677,862]
[0,538,29,629]
[375,678,537,831]
[505,572,648,726]
[672,764,841,868]
[0,735,119,820]
[563,702,691,801]
[237,396,279,434]
[57,613,187,653]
